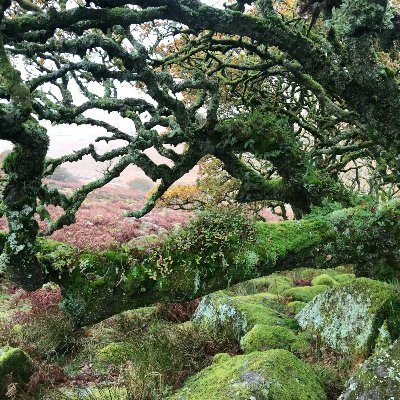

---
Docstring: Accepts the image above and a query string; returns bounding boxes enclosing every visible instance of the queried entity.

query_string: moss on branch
[0,200,395,327]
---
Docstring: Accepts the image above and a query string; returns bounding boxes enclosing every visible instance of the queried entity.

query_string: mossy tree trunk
[0,23,49,290]
[1,125,49,291]
[37,200,400,327]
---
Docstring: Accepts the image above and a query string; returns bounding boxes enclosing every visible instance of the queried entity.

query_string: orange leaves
[151,155,240,211]
[150,184,203,210]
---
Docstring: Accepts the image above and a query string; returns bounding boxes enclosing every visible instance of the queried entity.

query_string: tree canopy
[1,0,400,322]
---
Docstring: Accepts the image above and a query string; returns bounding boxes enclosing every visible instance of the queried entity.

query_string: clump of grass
[114,321,240,399]
[122,364,169,400]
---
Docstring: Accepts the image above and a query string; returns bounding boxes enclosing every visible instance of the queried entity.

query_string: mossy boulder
[193,291,295,340]
[333,273,355,284]
[259,275,293,294]
[0,346,33,399]
[311,274,338,287]
[283,285,329,302]
[167,349,326,400]
[240,324,305,353]
[229,274,293,295]
[287,267,338,281]
[296,278,400,356]
[338,338,400,400]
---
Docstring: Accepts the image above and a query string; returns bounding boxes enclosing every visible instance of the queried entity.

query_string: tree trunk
[0,29,49,291]
[1,121,49,291]
[35,199,400,327]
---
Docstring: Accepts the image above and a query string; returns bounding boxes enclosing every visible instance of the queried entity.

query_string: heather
[0,182,189,251]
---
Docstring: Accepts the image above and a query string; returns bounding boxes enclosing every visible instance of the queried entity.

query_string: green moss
[234,292,278,303]
[254,220,334,270]
[240,324,299,353]
[167,350,326,400]
[96,342,131,364]
[311,274,338,287]
[119,306,159,321]
[229,274,293,295]
[263,275,293,294]
[333,273,356,284]
[285,267,341,282]
[0,346,33,398]
[290,331,311,352]
[311,365,343,398]
[59,249,136,327]
[283,285,329,302]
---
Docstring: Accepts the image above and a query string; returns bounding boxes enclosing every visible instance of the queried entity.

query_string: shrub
[128,205,258,294]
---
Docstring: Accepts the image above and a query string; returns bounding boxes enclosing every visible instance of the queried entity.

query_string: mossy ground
[240,324,307,353]
[0,264,397,400]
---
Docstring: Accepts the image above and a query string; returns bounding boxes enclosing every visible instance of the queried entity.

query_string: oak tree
[1,0,400,324]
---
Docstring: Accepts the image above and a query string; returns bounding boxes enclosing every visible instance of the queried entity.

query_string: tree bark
[1,122,49,291]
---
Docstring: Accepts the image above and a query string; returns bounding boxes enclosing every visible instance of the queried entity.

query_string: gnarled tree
[1,0,400,324]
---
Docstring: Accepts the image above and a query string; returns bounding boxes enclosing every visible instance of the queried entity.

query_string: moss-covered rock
[286,267,338,281]
[311,274,338,287]
[167,349,326,400]
[193,291,295,340]
[0,346,33,399]
[260,275,294,294]
[338,338,400,400]
[333,273,355,284]
[283,285,329,302]
[240,324,300,353]
[229,274,293,295]
[296,278,400,356]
